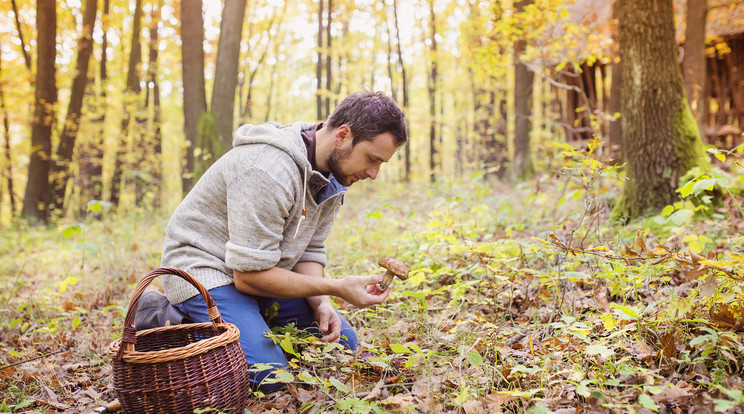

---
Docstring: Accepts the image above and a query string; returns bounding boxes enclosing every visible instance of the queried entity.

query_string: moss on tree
[612,97,711,222]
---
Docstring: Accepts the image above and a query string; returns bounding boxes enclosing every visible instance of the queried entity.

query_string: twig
[0,349,65,371]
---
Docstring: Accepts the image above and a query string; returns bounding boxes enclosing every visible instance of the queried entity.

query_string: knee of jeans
[249,362,289,393]
[340,327,358,351]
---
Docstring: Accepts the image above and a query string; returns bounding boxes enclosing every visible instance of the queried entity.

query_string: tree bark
[181,0,207,193]
[512,0,534,180]
[683,0,707,138]
[212,0,248,151]
[23,0,56,224]
[50,0,98,215]
[613,0,709,220]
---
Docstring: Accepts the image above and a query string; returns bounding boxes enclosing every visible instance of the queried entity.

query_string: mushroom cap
[378,257,409,280]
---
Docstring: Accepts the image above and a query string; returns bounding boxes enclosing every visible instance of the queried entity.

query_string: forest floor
[2,154,744,413]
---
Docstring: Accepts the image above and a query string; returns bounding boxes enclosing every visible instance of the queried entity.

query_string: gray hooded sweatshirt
[161,122,346,304]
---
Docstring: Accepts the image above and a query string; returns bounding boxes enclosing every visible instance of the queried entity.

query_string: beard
[326,145,355,186]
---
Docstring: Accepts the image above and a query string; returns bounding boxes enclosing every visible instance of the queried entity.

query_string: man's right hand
[336,274,391,308]
[234,268,390,308]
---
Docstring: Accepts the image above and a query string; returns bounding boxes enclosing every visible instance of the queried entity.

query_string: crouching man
[159,91,408,392]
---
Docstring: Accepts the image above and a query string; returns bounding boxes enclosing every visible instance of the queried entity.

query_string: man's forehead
[363,133,397,161]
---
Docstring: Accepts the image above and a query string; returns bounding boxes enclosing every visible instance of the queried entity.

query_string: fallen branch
[0,349,65,371]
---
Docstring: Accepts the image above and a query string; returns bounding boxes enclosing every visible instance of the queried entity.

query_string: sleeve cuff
[299,251,327,267]
[225,241,281,272]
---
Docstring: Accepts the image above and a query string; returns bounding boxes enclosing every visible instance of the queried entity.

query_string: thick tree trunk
[23,0,57,224]
[212,0,247,151]
[683,0,707,138]
[613,0,709,220]
[50,0,97,215]
[181,0,207,193]
[512,0,534,180]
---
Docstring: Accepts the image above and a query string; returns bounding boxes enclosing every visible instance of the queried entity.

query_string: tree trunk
[11,0,32,71]
[392,0,410,181]
[138,2,162,207]
[100,0,109,85]
[50,0,97,215]
[608,0,623,160]
[0,45,16,215]
[683,0,707,138]
[427,0,438,183]
[111,0,143,207]
[325,0,332,115]
[513,0,534,180]
[181,0,207,193]
[23,0,56,224]
[613,0,709,220]
[212,0,247,151]
[317,0,324,120]
[126,0,144,95]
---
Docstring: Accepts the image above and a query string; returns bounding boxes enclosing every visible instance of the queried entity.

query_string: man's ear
[334,125,352,147]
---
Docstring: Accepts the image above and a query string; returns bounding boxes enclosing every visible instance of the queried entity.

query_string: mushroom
[377,257,409,291]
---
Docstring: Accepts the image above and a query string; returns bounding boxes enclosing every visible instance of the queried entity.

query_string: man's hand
[234,266,390,307]
[313,301,342,343]
[336,274,390,307]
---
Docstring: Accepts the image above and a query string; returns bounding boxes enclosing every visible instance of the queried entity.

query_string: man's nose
[365,165,380,180]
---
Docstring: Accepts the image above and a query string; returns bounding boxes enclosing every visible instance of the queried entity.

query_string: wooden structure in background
[549,0,744,150]
[702,6,744,148]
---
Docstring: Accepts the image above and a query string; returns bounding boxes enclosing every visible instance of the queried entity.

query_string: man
[160,91,408,392]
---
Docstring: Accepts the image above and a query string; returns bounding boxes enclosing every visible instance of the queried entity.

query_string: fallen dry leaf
[381,393,417,407]
[659,331,678,360]
[462,399,485,414]
[485,391,514,410]
[653,384,693,404]
[363,378,386,401]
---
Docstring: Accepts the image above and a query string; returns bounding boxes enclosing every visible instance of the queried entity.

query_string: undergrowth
[1,141,744,413]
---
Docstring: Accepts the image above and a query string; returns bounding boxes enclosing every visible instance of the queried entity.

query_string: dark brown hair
[326,91,408,147]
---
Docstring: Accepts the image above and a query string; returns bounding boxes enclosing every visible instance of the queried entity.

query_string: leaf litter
[2,160,744,412]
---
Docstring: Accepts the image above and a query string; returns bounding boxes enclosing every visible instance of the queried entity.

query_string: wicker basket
[107,268,250,413]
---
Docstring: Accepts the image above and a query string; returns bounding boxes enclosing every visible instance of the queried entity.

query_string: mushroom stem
[378,270,395,290]
[376,256,409,291]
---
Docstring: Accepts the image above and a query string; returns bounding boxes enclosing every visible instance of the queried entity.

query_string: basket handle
[116,267,223,359]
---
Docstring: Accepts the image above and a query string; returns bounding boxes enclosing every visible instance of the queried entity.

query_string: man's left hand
[313,301,342,343]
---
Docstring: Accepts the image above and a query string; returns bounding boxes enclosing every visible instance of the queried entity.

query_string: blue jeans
[175,284,358,393]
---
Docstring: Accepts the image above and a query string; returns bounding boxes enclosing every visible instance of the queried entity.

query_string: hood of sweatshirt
[232,121,346,237]
[232,121,314,172]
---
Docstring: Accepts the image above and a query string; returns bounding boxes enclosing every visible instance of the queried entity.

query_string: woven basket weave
[107,268,250,413]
